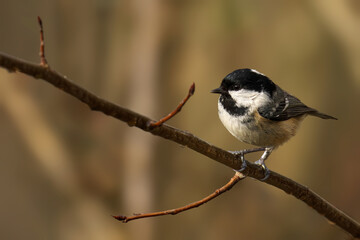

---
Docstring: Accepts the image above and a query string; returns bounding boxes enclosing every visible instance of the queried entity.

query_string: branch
[0,42,359,239]
[37,16,48,67]
[113,172,244,223]
[149,82,195,127]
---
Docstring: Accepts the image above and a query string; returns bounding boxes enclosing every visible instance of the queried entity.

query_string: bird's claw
[231,151,247,173]
[231,148,272,180]
[254,159,270,181]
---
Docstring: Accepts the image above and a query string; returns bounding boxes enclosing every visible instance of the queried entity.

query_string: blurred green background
[1,1,360,239]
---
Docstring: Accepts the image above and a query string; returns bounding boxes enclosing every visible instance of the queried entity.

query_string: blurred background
[1,0,360,239]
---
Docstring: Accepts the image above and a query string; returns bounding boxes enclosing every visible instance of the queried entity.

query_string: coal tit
[211,68,337,179]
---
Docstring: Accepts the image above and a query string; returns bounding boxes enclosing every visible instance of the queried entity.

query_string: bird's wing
[258,92,318,121]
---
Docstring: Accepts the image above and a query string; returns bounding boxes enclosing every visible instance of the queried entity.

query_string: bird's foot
[254,158,270,181]
[230,150,248,173]
[230,147,272,180]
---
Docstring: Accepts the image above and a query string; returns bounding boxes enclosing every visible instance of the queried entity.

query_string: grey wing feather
[259,90,337,121]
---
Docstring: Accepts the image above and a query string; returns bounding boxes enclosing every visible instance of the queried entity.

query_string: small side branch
[37,16,48,67]
[149,82,195,127]
[113,172,244,223]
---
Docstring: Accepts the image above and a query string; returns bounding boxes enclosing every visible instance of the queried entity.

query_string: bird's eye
[233,84,241,90]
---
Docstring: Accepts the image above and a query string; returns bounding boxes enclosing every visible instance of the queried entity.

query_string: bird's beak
[211,87,224,94]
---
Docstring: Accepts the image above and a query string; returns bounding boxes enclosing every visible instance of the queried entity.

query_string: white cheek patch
[253,92,272,109]
[228,89,271,111]
[229,89,259,107]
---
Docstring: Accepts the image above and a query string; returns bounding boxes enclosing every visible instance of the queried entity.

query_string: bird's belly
[219,110,302,147]
[220,113,267,146]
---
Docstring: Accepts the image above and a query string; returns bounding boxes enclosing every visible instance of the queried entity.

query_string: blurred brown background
[1,1,360,239]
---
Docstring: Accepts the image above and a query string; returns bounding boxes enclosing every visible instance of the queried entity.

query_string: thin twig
[37,16,48,67]
[149,82,195,127]
[113,172,244,223]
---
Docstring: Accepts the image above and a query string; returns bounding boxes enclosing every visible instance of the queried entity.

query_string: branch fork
[113,172,244,223]
[147,82,195,128]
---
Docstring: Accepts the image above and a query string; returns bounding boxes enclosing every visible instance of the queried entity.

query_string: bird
[211,68,337,180]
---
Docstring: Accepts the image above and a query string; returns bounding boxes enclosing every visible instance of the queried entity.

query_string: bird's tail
[309,110,337,120]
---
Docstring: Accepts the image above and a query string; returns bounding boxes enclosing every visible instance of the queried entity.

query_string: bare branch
[149,82,195,127]
[37,16,48,67]
[113,172,244,223]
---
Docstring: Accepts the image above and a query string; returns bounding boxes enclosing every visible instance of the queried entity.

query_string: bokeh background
[1,1,360,239]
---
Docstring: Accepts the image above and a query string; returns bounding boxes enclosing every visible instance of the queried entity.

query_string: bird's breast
[218,101,304,147]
